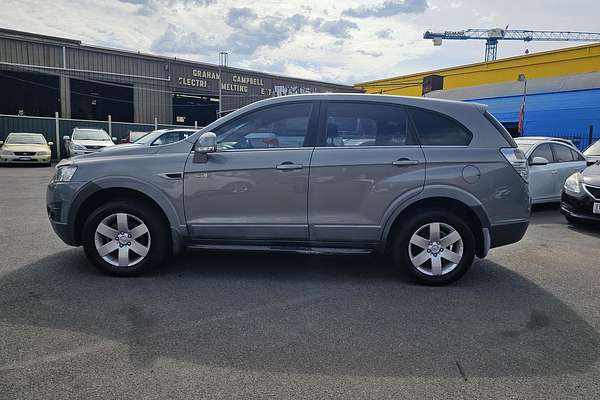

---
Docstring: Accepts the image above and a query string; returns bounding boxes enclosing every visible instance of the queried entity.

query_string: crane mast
[424,29,600,61]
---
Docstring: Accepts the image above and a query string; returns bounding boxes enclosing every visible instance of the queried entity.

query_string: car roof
[8,132,44,136]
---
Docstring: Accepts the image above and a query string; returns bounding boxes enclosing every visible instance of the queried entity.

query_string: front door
[528,143,557,202]
[184,101,317,241]
[308,101,426,243]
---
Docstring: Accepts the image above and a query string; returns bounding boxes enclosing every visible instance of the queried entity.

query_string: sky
[2,0,599,85]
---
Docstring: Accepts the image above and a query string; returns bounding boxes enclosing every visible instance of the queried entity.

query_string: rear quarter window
[409,108,473,146]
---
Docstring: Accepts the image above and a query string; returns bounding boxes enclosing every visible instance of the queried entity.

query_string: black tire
[82,200,170,276]
[391,209,475,285]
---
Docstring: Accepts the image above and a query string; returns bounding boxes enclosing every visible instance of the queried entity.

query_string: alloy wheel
[408,222,464,276]
[94,213,151,267]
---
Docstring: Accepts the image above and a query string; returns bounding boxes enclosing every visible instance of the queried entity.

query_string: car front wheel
[82,201,169,276]
[392,210,475,285]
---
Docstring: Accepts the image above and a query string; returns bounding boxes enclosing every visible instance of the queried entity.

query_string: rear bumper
[489,220,529,248]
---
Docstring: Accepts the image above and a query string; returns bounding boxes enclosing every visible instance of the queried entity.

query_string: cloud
[342,0,428,18]
[150,24,218,55]
[375,28,394,39]
[357,49,383,57]
[118,0,215,16]
[311,18,359,39]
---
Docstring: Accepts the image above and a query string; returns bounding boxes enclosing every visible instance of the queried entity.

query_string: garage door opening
[173,93,219,126]
[71,78,133,122]
[0,70,60,117]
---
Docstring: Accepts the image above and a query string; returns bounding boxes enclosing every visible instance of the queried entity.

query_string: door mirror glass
[112,137,118,143]
[63,136,71,141]
[0,141,3,146]
[48,141,54,146]
[530,156,549,166]
[195,132,217,153]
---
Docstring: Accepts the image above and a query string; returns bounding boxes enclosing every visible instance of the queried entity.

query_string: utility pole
[218,51,228,118]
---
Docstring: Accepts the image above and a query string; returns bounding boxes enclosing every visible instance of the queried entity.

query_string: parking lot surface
[1,166,600,399]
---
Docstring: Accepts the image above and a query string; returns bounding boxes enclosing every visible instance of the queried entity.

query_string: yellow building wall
[355,43,600,97]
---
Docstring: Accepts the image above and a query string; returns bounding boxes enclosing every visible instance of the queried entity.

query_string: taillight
[500,148,528,182]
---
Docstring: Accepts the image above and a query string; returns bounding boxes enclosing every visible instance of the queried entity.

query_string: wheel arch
[382,188,491,258]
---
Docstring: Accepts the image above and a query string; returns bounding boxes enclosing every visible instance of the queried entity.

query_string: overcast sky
[2,0,599,84]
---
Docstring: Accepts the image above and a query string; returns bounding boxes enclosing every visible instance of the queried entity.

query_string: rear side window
[571,148,585,161]
[323,102,417,147]
[409,108,473,146]
[529,143,554,163]
[551,143,575,162]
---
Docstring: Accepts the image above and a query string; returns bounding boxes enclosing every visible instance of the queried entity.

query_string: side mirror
[193,132,217,163]
[48,141,54,146]
[530,156,549,166]
[0,141,3,146]
[63,136,71,141]
[112,137,118,143]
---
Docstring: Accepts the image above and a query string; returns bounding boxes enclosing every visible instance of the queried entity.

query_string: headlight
[0,149,12,156]
[70,142,86,150]
[564,172,582,194]
[37,150,51,155]
[54,165,78,182]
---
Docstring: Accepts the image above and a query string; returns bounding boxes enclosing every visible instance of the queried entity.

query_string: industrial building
[355,43,600,148]
[0,28,357,127]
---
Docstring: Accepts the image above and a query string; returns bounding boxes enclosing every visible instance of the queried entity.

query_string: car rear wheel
[392,210,475,285]
[82,201,169,276]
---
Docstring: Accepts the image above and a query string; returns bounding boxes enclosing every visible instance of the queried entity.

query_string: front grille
[84,145,102,150]
[14,151,36,156]
[584,185,600,200]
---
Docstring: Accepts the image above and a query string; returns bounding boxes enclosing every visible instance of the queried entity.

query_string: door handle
[392,158,420,166]
[276,162,303,170]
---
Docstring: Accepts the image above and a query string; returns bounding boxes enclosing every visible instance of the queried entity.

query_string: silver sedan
[516,138,588,204]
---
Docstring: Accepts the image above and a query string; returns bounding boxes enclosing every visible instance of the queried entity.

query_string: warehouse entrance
[70,78,133,122]
[172,93,219,126]
[0,70,59,117]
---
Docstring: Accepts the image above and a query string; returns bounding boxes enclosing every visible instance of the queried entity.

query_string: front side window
[551,143,575,163]
[409,108,473,146]
[323,102,415,147]
[214,103,313,150]
[529,143,554,163]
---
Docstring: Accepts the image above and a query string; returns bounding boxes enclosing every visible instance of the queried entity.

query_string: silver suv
[47,94,530,285]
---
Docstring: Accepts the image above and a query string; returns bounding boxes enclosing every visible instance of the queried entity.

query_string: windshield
[5,133,47,145]
[584,140,600,156]
[134,130,165,144]
[72,129,110,141]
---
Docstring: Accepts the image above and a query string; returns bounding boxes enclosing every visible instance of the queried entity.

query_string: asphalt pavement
[1,165,600,399]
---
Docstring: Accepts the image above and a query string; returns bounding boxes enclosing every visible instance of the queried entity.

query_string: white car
[515,137,587,204]
[65,128,117,157]
[584,139,600,166]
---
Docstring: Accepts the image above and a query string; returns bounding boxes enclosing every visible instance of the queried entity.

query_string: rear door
[528,143,557,202]
[551,143,587,196]
[307,101,425,243]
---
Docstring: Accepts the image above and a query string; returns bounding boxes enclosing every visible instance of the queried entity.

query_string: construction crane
[424,28,600,61]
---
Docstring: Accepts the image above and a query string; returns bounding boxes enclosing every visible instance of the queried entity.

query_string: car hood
[582,163,600,186]
[68,142,157,163]
[2,143,49,152]
[72,139,114,147]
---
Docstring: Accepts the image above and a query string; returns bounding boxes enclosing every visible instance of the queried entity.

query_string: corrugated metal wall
[0,30,357,126]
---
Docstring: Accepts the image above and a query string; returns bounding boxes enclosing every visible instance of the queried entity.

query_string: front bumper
[46,180,87,246]
[561,190,600,223]
[1,154,51,164]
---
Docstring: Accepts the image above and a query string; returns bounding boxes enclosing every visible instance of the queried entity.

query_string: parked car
[515,137,587,204]
[65,128,117,157]
[561,162,600,225]
[583,139,600,166]
[120,131,149,144]
[133,128,197,145]
[47,94,530,285]
[523,136,578,148]
[0,132,53,166]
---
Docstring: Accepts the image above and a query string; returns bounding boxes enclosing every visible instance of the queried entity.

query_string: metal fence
[523,130,598,151]
[0,114,200,159]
